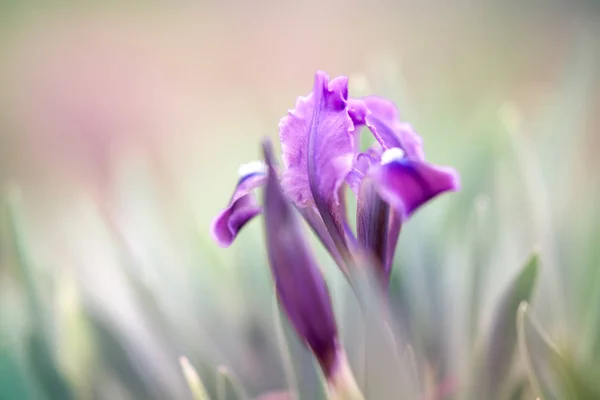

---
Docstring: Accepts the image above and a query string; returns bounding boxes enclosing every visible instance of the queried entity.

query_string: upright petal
[279,71,357,265]
[349,96,425,160]
[210,162,267,247]
[279,71,355,208]
[262,140,340,378]
[369,148,460,221]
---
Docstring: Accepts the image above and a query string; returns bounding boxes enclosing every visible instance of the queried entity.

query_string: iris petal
[346,146,381,195]
[210,172,267,247]
[369,157,460,221]
[349,96,425,160]
[279,71,355,208]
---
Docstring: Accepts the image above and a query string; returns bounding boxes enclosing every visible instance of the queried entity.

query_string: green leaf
[344,263,420,399]
[4,187,75,399]
[4,186,43,319]
[271,294,298,399]
[180,356,211,400]
[506,379,529,400]
[87,314,161,400]
[26,330,75,400]
[518,302,600,400]
[253,390,293,400]
[0,348,32,400]
[470,253,539,398]
[216,366,248,400]
[271,294,326,400]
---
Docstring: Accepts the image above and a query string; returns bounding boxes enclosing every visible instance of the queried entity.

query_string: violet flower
[211,70,460,284]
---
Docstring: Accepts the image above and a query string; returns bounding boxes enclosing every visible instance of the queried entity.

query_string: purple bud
[262,139,340,378]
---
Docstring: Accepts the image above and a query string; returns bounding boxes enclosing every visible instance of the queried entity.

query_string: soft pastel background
[0,2,599,399]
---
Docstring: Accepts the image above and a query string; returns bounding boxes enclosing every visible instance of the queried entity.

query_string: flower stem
[326,353,365,400]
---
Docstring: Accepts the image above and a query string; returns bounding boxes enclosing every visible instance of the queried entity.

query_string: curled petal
[262,140,340,378]
[279,71,355,208]
[346,146,381,195]
[369,156,460,221]
[349,96,425,160]
[210,171,267,247]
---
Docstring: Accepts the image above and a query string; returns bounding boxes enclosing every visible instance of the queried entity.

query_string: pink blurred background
[0,2,598,228]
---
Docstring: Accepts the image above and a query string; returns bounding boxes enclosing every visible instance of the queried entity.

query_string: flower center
[380,148,405,165]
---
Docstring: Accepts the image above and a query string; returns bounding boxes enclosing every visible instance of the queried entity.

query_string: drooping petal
[210,164,267,247]
[369,149,460,221]
[349,96,424,160]
[262,140,340,378]
[279,71,355,208]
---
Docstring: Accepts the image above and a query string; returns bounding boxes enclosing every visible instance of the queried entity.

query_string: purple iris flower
[211,70,460,283]
[346,95,459,278]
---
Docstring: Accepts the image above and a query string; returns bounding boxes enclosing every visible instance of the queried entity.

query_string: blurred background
[0,1,599,399]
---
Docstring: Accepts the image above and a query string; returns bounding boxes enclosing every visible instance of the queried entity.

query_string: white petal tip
[380,148,405,165]
[238,160,267,177]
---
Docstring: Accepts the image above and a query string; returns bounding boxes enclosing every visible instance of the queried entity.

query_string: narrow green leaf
[403,345,421,395]
[4,187,75,399]
[471,253,539,398]
[4,186,43,319]
[518,302,600,400]
[26,330,75,400]
[347,263,419,399]
[87,314,161,400]
[0,349,33,400]
[271,295,326,400]
[465,195,492,348]
[271,294,298,400]
[216,366,248,400]
[253,390,293,400]
[506,379,529,400]
[180,356,211,400]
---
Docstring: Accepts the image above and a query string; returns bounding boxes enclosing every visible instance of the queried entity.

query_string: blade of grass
[180,356,211,400]
[216,366,248,400]
[470,253,539,399]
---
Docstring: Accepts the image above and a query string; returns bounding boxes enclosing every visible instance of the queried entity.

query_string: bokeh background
[1,2,599,399]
